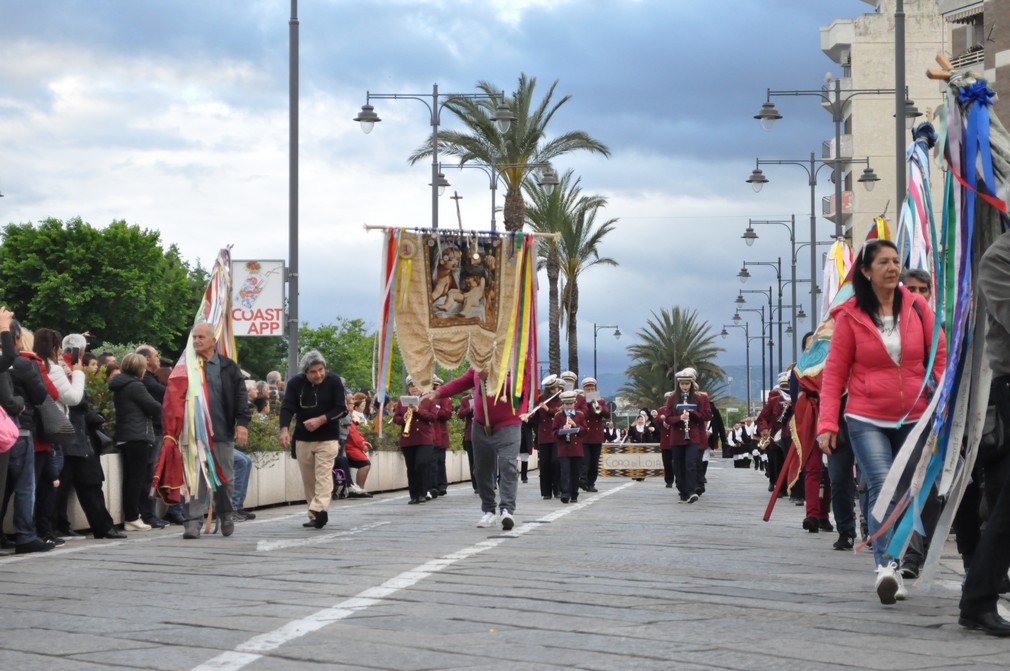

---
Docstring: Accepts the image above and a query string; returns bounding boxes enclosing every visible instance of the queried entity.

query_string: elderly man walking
[161,323,250,540]
[279,350,347,530]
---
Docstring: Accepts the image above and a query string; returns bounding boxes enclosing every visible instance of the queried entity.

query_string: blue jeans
[232,448,252,511]
[845,417,913,567]
[7,435,39,545]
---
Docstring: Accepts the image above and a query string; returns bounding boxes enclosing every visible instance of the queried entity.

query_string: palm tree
[525,170,605,374]
[408,73,610,231]
[556,195,618,376]
[620,307,726,408]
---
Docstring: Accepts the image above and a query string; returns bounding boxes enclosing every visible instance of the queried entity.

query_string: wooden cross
[450,191,464,231]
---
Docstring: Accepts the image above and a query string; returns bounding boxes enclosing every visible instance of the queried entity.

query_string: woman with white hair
[279,350,347,529]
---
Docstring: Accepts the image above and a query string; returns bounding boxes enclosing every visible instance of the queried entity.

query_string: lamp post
[721,322,750,416]
[737,287,775,375]
[739,260,783,373]
[742,216,799,361]
[593,323,621,381]
[754,78,920,238]
[354,83,515,229]
[733,306,770,392]
[746,153,877,330]
[287,0,299,378]
[440,160,558,232]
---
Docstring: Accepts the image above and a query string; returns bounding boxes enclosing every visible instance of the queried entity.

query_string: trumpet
[402,406,415,436]
[757,433,772,450]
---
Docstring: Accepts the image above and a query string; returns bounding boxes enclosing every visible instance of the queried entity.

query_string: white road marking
[255,521,390,552]
[192,482,634,671]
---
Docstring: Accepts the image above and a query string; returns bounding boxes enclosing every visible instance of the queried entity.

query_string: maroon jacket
[757,388,791,443]
[433,396,452,450]
[663,391,712,447]
[656,404,673,451]
[577,394,611,444]
[534,398,562,446]
[457,395,473,442]
[551,409,588,457]
[437,368,522,433]
[393,398,438,448]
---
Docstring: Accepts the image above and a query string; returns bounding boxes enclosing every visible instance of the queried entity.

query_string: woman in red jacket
[816,239,946,605]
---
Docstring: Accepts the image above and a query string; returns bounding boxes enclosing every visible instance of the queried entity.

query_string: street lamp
[754,77,920,237]
[721,322,751,416]
[733,306,771,392]
[441,160,556,232]
[740,258,783,373]
[593,323,621,380]
[741,216,800,361]
[746,153,877,329]
[355,83,515,230]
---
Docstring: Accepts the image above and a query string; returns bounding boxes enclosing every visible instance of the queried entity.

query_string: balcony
[950,47,984,70]
[822,191,853,223]
[822,135,853,160]
[820,19,855,65]
[820,76,851,113]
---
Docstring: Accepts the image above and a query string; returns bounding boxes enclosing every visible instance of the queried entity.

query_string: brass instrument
[757,434,772,451]
[681,391,691,440]
[402,406,415,436]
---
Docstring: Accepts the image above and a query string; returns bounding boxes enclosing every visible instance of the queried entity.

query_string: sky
[0,0,880,396]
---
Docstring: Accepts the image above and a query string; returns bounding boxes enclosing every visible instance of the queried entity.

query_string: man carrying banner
[429,367,524,531]
[161,323,250,540]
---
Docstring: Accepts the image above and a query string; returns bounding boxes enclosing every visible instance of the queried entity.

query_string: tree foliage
[620,307,726,409]
[0,217,205,353]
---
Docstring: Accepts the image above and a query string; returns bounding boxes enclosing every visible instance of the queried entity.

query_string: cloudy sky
[0,0,883,393]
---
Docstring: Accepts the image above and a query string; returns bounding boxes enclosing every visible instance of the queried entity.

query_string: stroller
[331,446,352,500]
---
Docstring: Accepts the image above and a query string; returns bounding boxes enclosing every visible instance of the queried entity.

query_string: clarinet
[681,391,691,440]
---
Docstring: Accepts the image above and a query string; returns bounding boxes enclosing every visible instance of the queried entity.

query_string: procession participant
[279,350,347,529]
[519,409,534,484]
[816,238,945,605]
[552,390,588,503]
[456,394,477,493]
[160,322,250,540]
[726,421,742,467]
[657,391,675,488]
[757,372,792,495]
[628,411,651,443]
[576,377,610,492]
[663,368,712,504]
[526,375,563,500]
[603,421,619,442]
[559,370,578,392]
[430,374,452,498]
[394,376,438,505]
[429,367,525,530]
[739,416,758,469]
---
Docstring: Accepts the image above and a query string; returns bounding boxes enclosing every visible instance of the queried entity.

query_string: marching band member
[577,377,610,493]
[552,390,588,503]
[393,377,438,505]
[662,368,712,503]
[430,375,452,498]
[559,370,578,392]
[658,391,675,488]
[526,375,563,500]
[757,372,792,495]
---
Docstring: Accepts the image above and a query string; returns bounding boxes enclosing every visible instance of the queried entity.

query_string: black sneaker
[43,533,66,548]
[900,560,921,579]
[15,539,53,554]
[56,529,85,540]
[233,510,257,521]
[833,533,855,551]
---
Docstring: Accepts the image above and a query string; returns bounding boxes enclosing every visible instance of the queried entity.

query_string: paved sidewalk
[0,459,1006,670]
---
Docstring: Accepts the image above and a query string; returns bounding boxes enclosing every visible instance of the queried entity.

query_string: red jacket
[552,409,587,457]
[757,389,791,442]
[577,394,611,443]
[394,398,438,448]
[663,391,712,446]
[534,398,561,445]
[437,368,522,433]
[433,397,452,450]
[817,287,947,435]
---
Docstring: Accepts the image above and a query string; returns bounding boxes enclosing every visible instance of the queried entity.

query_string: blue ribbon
[958,81,996,107]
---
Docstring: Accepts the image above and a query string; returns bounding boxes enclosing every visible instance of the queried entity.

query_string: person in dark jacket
[111,353,163,532]
[2,319,56,554]
[135,344,170,528]
[279,350,347,529]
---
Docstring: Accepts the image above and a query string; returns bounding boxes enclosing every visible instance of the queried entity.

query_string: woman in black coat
[110,353,162,531]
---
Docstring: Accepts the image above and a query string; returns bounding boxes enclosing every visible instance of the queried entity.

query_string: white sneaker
[124,519,152,532]
[500,509,514,531]
[875,562,901,605]
[477,512,497,528]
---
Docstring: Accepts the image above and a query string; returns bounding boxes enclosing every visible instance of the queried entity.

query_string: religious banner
[373,228,537,405]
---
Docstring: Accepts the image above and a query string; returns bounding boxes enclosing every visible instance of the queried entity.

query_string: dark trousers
[559,455,582,501]
[57,454,114,536]
[34,451,57,537]
[580,442,602,488]
[766,443,785,489]
[538,443,559,498]
[961,376,1010,615]
[828,442,857,537]
[463,439,477,491]
[671,443,699,500]
[401,444,433,501]
[661,449,674,484]
[120,441,152,522]
[430,447,447,493]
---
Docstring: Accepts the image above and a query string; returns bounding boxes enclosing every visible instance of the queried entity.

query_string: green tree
[0,217,202,351]
[409,73,610,231]
[621,307,726,408]
[236,336,285,380]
